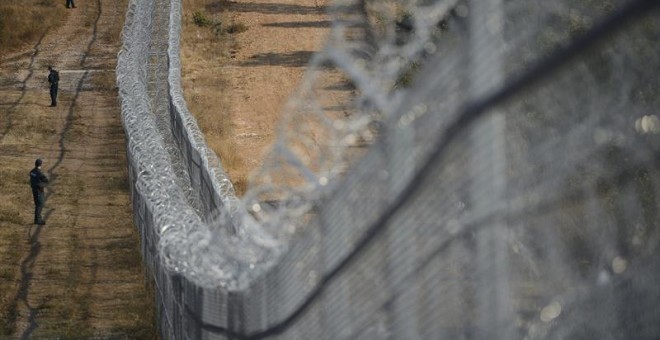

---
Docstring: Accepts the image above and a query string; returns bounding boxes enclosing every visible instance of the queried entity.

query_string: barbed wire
[118,0,660,338]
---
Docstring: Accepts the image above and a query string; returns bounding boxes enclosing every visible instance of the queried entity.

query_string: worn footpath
[0,0,156,337]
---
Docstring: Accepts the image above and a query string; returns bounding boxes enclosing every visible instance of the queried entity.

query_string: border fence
[117,0,660,338]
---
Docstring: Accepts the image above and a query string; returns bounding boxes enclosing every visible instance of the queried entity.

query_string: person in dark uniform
[47,66,59,107]
[66,0,76,8]
[30,159,49,225]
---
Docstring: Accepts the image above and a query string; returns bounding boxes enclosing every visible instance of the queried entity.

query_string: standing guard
[30,159,49,225]
[47,66,59,107]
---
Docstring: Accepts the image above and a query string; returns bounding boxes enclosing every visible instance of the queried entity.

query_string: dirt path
[0,0,156,338]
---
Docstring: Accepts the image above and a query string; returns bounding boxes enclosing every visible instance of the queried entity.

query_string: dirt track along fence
[117,0,660,338]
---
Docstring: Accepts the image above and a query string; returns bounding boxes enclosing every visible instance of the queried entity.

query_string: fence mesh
[117,0,660,338]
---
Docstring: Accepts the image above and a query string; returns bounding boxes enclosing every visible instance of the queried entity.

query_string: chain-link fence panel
[117,0,660,338]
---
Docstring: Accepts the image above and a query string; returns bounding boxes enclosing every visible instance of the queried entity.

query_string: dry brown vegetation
[180,0,333,196]
[0,0,66,56]
[0,0,157,337]
[182,0,248,194]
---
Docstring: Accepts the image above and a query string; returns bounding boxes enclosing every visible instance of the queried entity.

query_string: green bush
[193,10,212,27]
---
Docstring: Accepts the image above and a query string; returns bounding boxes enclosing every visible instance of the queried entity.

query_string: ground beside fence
[0,0,157,337]
[180,0,352,195]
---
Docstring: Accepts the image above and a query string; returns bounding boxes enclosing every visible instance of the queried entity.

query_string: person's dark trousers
[32,189,44,224]
[66,0,76,8]
[50,84,58,106]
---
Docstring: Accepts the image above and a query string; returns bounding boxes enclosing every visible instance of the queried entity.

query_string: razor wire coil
[117,0,660,338]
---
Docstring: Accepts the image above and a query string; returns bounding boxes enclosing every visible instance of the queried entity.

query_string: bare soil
[181,0,352,195]
[0,0,156,337]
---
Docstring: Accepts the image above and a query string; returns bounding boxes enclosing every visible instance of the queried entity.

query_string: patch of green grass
[191,8,249,37]
[193,10,213,27]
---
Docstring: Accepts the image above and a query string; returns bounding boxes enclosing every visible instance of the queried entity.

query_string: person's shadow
[26,208,54,237]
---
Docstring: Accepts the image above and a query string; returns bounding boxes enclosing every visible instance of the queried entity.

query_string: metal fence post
[468,0,512,338]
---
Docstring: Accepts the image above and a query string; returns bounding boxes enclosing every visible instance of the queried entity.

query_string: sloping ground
[0,0,156,337]
[181,0,352,194]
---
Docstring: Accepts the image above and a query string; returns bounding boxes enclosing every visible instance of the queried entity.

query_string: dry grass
[0,168,26,188]
[0,206,22,225]
[0,1,66,56]
[182,0,250,195]
[64,101,90,143]
[180,0,337,197]
[0,168,29,335]
[109,277,158,339]
[0,168,32,227]
[225,22,248,34]
[0,203,24,336]
[3,101,58,143]
[0,0,158,336]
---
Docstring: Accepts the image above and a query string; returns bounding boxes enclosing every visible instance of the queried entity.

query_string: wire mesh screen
[117,0,660,338]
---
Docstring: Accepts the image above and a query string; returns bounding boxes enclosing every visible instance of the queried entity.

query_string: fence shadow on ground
[207,1,326,15]
[262,20,331,28]
[239,51,316,68]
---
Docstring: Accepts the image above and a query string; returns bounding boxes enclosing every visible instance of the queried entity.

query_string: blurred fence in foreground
[117,0,660,338]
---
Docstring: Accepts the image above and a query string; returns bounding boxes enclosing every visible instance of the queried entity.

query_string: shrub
[192,10,212,27]
[225,22,248,34]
